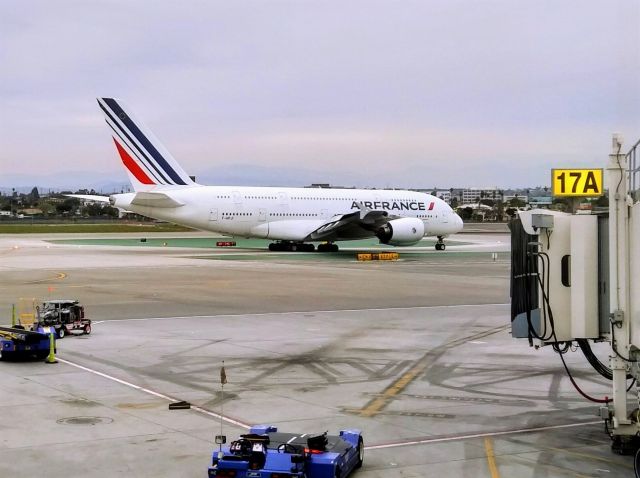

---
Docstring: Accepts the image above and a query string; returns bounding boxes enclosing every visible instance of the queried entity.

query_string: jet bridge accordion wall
[631,202,640,349]
[509,217,539,338]
[510,210,601,344]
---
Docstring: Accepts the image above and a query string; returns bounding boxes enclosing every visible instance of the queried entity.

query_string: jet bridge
[509,134,640,469]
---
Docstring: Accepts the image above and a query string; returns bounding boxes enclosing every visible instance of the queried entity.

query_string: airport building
[461,187,501,203]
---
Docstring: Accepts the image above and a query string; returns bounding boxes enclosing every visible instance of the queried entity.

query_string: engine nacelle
[376,217,425,246]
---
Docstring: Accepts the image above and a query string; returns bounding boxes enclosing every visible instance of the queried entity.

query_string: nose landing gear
[435,236,446,251]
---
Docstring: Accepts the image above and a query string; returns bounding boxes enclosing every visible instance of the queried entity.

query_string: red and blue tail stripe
[112,138,155,185]
[98,98,194,188]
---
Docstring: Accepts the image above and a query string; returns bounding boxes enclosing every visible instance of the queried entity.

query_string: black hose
[577,339,614,380]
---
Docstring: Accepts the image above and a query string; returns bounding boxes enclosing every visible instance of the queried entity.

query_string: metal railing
[627,137,640,201]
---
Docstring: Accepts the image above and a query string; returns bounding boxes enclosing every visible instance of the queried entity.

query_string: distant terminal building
[503,194,529,204]
[306,183,332,189]
[434,190,452,203]
[462,187,500,203]
[305,183,355,189]
[413,189,453,204]
[528,196,552,208]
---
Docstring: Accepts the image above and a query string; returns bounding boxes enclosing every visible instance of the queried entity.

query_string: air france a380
[74,98,462,252]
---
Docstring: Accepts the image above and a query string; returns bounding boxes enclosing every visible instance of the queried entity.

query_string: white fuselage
[112,185,462,243]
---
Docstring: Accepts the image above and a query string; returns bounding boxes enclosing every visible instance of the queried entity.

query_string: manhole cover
[57,416,113,425]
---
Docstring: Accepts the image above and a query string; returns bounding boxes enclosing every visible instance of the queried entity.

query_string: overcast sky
[1,0,639,190]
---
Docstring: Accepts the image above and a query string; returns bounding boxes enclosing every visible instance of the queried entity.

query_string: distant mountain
[195,164,354,188]
[0,171,130,194]
[0,164,368,192]
[0,163,483,192]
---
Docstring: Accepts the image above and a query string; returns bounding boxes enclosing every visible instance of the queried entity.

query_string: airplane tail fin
[97,98,197,192]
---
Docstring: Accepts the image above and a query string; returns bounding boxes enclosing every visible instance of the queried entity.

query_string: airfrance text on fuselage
[350,201,434,211]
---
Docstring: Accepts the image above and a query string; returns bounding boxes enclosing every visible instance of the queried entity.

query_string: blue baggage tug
[0,325,54,360]
[209,425,364,478]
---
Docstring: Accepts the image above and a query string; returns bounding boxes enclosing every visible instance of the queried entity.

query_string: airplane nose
[454,212,463,233]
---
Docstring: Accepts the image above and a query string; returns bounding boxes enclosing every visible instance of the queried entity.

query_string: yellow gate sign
[551,169,603,197]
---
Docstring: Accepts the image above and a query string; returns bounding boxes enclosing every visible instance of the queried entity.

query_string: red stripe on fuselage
[428,202,435,210]
[113,138,155,185]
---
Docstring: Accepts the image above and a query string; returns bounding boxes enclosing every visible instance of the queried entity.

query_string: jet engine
[376,217,425,246]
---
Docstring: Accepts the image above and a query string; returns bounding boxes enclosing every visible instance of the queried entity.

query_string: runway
[0,230,632,477]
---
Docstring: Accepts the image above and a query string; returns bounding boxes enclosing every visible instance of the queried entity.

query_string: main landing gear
[267,241,339,252]
[317,242,339,252]
[268,241,315,252]
[435,236,446,251]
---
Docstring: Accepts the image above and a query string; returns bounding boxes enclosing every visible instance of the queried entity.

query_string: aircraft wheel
[330,244,339,252]
[269,243,276,251]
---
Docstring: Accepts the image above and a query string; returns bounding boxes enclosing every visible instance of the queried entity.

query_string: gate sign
[551,169,604,197]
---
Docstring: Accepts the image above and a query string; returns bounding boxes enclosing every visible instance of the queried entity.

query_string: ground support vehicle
[0,326,55,360]
[39,300,91,338]
[208,425,363,478]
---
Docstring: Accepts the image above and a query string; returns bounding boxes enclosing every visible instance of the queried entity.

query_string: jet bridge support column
[607,134,634,433]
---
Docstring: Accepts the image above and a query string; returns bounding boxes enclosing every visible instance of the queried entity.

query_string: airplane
[73,98,463,252]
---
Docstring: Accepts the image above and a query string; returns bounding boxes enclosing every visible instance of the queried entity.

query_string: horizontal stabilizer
[66,194,111,203]
[130,192,184,208]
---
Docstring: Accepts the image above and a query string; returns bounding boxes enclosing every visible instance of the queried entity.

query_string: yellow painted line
[27,272,67,284]
[360,362,428,417]
[484,437,500,478]
[358,324,509,417]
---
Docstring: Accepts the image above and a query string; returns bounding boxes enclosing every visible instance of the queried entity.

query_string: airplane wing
[306,203,394,241]
[67,192,183,208]
[66,194,110,203]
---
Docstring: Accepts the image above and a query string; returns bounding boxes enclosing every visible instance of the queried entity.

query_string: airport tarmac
[0,231,633,477]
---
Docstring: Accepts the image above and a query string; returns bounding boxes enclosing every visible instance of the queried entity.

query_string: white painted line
[57,357,250,429]
[287,436,297,444]
[54,357,596,452]
[93,303,510,324]
[363,421,602,450]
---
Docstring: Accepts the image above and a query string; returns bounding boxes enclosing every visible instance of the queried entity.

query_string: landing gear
[317,243,339,252]
[435,236,446,251]
[268,241,315,252]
